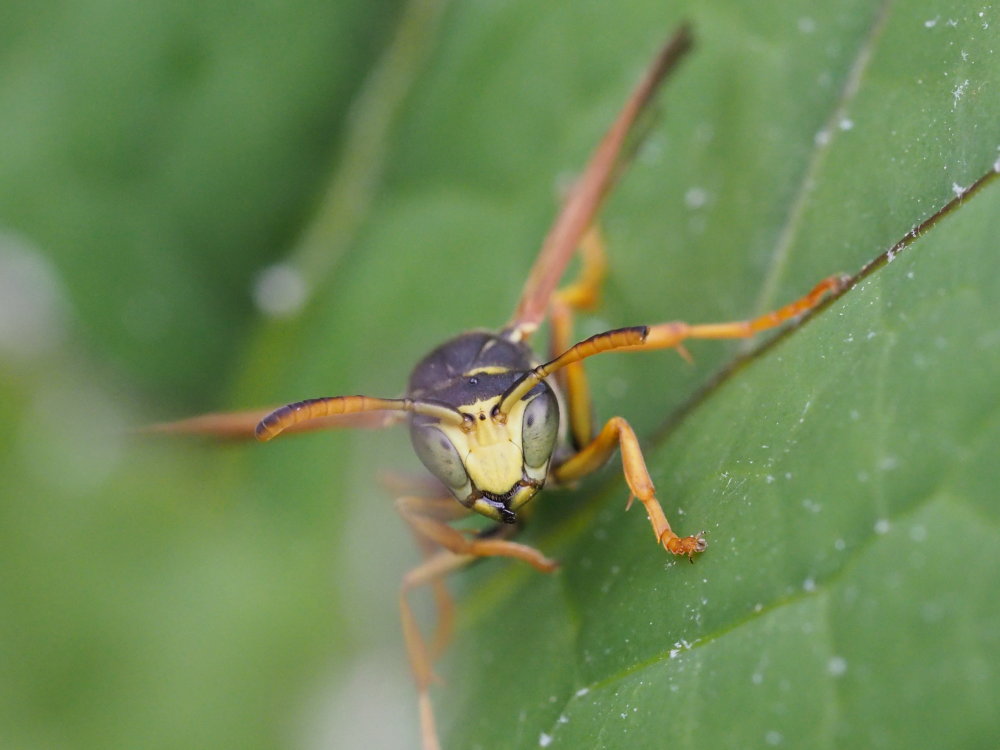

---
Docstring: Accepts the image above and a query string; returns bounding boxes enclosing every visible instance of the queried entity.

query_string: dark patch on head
[407,331,536,408]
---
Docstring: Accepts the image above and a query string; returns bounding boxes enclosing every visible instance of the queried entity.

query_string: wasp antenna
[255,396,464,442]
[498,326,648,414]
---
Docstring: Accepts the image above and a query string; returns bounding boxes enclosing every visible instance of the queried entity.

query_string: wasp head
[409,383,559,523]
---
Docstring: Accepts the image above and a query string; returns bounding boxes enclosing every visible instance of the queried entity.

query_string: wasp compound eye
[521,386,559,469]
[410,424,468,490]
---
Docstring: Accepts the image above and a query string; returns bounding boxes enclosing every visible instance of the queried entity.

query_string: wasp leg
[396,496,559,572]
[624,274,849,353]
[396,497,559,750]
[396,495,470,660]
[550,224,608,449]
[400,549,474,750]
[509,25,693,336]
[552,416,706,558]
[504,273,848,414]
[553,222,608,312]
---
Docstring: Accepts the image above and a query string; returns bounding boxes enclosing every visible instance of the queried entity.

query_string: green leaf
[2,1,998,749]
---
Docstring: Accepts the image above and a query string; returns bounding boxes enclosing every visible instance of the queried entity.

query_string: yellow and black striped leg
[395,496,559,750]
[549,223,608,449]
[552,417,706,558]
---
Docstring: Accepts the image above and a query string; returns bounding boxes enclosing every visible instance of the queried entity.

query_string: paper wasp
[153,25,847,750]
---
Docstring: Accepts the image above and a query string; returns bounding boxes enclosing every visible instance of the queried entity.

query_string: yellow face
[409,385,560,523]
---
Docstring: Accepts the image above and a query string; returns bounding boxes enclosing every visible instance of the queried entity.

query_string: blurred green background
[2,1,999,749]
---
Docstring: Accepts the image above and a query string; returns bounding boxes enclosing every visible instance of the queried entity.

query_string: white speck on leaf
[828,656,848,676]
[874,518,891,535]
[879,455,899,471]
[685,187,709,209]
[253,263,308,318]
[539,732,553,747]
[0,233,70,360]
[952,181,967,197]
[952,79,970,109]
[924,16,939,28]
[910,524,928,542]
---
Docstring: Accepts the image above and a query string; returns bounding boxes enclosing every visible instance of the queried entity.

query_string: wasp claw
[664,532,707,559]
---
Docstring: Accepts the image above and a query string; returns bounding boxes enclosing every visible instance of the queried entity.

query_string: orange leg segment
[501,273,847,413]
[395,496,559,750]
[400,549,473,750]
[549,223,609,448]
[630,274,849,352]
[553,416,706,558]
[553,223,608,312]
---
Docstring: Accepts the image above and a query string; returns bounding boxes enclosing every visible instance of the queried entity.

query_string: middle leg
[549,223,608,449]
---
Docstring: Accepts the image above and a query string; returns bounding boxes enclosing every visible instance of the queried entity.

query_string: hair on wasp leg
[150,23,850,750]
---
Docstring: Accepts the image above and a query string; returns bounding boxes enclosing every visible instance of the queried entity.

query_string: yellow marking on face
[462,366,512,377]
[434,396,534,496]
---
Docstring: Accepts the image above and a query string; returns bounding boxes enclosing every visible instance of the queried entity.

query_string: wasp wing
[509,25,693,336]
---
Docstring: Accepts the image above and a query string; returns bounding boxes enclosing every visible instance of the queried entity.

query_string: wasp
[153,25,846,750]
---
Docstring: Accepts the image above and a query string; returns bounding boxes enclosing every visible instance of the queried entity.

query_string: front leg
[552,416,706,558]
[395,495,559,750]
